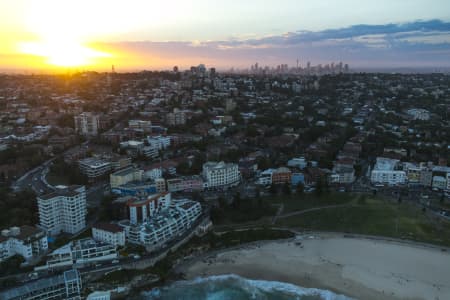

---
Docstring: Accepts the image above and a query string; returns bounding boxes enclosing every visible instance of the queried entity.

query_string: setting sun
[18,40,112,68]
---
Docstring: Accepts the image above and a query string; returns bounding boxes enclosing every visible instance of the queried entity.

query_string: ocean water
[138,274,353,300]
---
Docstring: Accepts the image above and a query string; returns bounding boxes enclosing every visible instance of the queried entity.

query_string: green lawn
[212,192,357,227]
[276,197,450,247]
[267,192,356,213]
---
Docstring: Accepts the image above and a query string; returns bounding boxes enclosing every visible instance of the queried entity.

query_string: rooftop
[79,157,111,167]
[93,222,124,233]
[0,270,79,300]
[112,166,139,177]
[38,185,84,201]
[374,157,400,171]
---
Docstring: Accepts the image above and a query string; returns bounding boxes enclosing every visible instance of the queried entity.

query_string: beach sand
[178,234,450,300]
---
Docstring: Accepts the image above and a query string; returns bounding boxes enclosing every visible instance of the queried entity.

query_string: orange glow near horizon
[18,40,113,68]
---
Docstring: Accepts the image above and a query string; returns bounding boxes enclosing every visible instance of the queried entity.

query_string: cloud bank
[102,19,450,70]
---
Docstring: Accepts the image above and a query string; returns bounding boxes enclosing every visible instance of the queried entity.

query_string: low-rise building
[110,156,132,171]
[432,176,447,190]
[0,269,82,300]
[110,167,144,189]
[39,238,117,270]
[0,226,48,262]
[155,178,167,192]
[79,157,112,181]
[120,140,145,158]
[406,108,430,120]
[257,169,273,186]
[403,163,422,185]
[447,173,450,191]
[142,145,159,159]
[291,173,305,187]
[129,120,152,132]
[87,291,111,300]
[330,165,355,184]
[92,223,126,247]
[111,181,158,196]
[144,167,163,180]
[420,169,433,187]
[147,135,171,150]
[166,176,204,193]
[272,167,292,185]
[370,157,406,185]
[287,157,307,169]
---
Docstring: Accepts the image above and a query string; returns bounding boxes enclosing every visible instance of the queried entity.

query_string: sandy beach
[177,234,450,300]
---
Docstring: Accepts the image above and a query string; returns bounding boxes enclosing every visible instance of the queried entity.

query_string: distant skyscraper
[209,67,216,78]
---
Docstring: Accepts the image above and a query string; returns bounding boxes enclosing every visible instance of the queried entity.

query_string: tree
[269,183,277,195]
[232,192,241,209]
[283,182,291,195]
[218,197,227,208]
[315,177,325,196]
[296,183,304,194]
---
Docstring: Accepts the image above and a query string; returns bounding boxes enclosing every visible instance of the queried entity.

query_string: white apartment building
[37,186,87,235]
[120,198,202,250]
[0,269,82,300]
[38,238,117,270]
[330,166,355,184]
[141,145,158,159]
[92,223,126,247]
[370,157,406,185]
[79,157,112,181]
[144,167,163,180]
[155,178,167,193]
[147,135,171,150]
[202,161,240,188]
[447,173,450,191]
[110,167,143,189]
[287,157,308,169]
[74,112,100,136]
[166,109,187,126]
[87,291,111,300]
[406,108,431,121]
[129,120,152,132]
[257,169,273,185]
[432,176,447,190]
[0,226,48,262]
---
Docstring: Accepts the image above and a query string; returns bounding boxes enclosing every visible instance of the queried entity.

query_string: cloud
[212,19,450,48]
[100,20,450,69]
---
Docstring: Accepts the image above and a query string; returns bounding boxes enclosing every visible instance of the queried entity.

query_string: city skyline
[1,0,450,71]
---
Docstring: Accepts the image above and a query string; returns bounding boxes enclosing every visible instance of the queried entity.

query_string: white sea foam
[143,274,353,300]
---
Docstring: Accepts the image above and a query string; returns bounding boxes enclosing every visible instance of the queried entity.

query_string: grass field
[267,192,356,213]
[276,197,450,247]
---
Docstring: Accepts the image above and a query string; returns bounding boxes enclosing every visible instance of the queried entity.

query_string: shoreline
[175,233,450,300]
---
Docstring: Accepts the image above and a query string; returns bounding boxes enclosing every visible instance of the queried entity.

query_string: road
[11,158,56,195]
[11,141,90,196]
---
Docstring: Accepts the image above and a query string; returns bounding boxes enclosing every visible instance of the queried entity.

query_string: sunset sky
[1,0,450,72]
